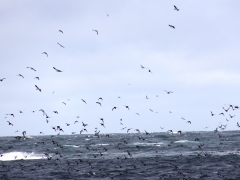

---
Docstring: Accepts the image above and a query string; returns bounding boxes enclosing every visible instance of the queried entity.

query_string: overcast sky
[1,1,240,136]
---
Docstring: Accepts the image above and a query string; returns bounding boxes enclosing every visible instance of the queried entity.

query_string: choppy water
[1,131,240,179]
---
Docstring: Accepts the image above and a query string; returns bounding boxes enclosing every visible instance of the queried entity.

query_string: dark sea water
[0,131,240,179]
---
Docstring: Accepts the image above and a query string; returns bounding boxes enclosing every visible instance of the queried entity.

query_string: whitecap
[0,152,45,161]
[64,145,79,148]
[174,140,196,143]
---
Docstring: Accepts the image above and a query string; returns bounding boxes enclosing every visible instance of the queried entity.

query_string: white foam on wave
[132,142,164,146]
[0,152,45,161]
[91,144,110,146]
[64,145,79,148]
[174,140,196,143]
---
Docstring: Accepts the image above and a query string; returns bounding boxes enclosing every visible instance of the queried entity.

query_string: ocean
[0,131,240,179]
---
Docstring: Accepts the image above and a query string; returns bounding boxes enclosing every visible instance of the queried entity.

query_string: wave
[63,145,79,148]
[0,152,45,161]
[91,143,110,147]
[132,142,163,146]
[174,140,197,143]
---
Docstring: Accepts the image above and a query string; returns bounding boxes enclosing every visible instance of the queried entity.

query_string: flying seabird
[57,42,65,48]
[81,99,87,104]
[96,102,101,106]
[0,78,6,82]
[53,67,63,72]
[42,52,48,57]
[127,128,132,133]
[100,123,105,128]
[222,107,230,112]
[27,67,36,71]
[92,29,98,35]
[237,122,240,128]
[7,121,13,126]
[112,107,118,111]
[164,90,173,94]
[174,5,179,11]
[16,74,24,78]
[35,77,40,80]
[82,122,88,127]
[123,105,130,110]
[148,68,153,74]
[211,111,215,116]
[59,30,64,33]
[169,25,175,29]
[35,85,41,92]
[6,114,14,117]
[135,129,140,133]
